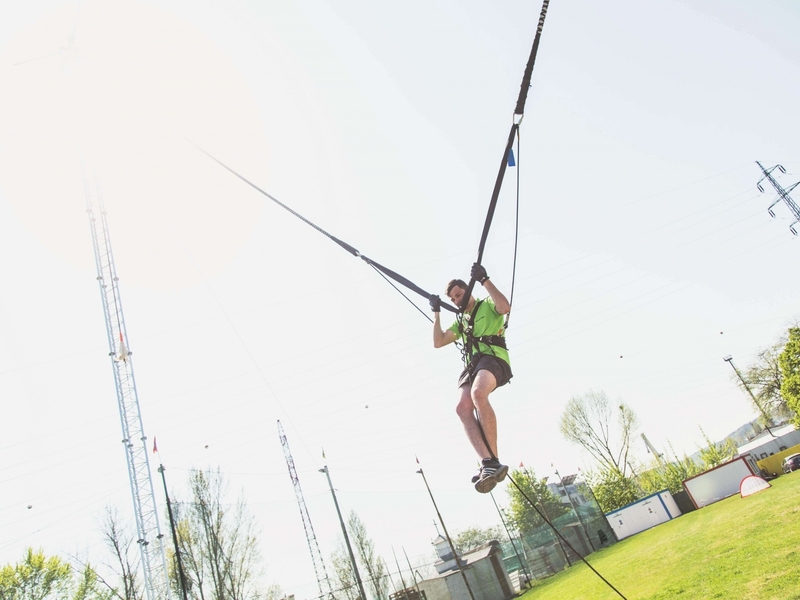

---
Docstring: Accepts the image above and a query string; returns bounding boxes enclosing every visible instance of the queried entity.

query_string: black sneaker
[473,458,508,493]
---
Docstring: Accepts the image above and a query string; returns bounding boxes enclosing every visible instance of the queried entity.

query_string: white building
[546,473,589,506]
[737,423,800,461]
[416,536,514,600]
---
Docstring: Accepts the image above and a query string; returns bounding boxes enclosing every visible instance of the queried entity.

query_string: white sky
[1,0,799,597]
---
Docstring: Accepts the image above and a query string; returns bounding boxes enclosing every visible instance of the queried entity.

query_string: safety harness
[456,299,509,380]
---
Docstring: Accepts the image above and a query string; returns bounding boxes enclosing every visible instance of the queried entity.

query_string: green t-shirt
[448,298,510,367]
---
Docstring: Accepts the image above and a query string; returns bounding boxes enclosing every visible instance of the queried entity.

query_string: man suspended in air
[430,263,512,493]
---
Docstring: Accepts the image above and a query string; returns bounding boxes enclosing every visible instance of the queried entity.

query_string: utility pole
[278,422,335,600]
[158,465,189,600]
[723,355,776,437]
[402,547,424,599]
[320,463,367,600]
[756,161,800,235]
[415,465,476,600]
[85,179,171,600]
[391,547,408,595]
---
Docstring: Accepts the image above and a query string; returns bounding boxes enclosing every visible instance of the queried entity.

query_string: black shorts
[458,355,513,389]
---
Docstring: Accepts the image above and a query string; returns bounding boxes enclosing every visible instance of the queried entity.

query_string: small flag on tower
[507,148,516,167]
[152,436,158,453]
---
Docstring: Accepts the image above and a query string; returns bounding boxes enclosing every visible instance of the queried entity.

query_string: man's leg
[471,369,507,492]
[456,385,493,459]
[469,369,499,459]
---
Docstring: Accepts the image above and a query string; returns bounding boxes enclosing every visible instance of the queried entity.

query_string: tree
[172,468,265,600]
[637,445,703,496]
[586,468,640,513]
[93,508,142,600]
[697,428,738,469]
[779,327,800,428]
[0,549,72,600]
[0,549,109,600]
[738,335,794,422]
[559,390,640,476]
[347,512,387,600]
[450,526,505,555]
[329,546,358,600]
[503,468,569,535]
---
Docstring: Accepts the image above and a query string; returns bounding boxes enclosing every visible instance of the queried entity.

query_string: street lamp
[319,465,368,600]
[723,355,776,437]
[416,467,476,600]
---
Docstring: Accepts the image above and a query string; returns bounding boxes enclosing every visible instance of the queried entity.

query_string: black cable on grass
[506,472,629,599]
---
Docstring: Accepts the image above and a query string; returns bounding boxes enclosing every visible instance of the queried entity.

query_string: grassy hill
[521,472,800,600]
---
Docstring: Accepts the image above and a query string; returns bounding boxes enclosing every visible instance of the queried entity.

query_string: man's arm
[471,263,510,315]
[430,294,457,348]
[433,311,458,348]
[482,279,510,315]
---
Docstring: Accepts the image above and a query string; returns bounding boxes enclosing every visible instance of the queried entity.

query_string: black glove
[471,262,489,284]
[429,294,441,313]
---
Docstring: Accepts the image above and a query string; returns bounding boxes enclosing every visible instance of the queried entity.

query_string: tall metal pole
[723,355,776,437]
[402,547,423,598]
[415,467,476,600]
[319,464,367,600]
[158,465,189,600]
[391,547,408,595]
[279,423,335,600]
[85,180,171,600]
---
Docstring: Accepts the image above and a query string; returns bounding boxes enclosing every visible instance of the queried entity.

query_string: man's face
[447,285,466,308]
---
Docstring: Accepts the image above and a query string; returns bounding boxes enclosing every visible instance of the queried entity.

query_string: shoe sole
[472,462,508,493]
[474,476,497,494]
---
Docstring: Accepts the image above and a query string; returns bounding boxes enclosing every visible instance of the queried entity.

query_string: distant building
[416,535,514,600]
[737,423,800,460]
[546,474,588,506]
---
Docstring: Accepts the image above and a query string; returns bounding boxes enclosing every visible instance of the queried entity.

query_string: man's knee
[470,380,494,408]
[456,391,474,419]
[470,391,492,411]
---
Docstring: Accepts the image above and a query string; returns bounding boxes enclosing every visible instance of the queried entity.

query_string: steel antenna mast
[756,161,800,235]
[85,178,171,600]
[277,420,335,600]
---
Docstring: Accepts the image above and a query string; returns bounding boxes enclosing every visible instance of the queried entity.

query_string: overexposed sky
[1,0,799,597]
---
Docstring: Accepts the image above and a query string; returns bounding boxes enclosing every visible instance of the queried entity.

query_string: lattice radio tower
[84,177,171,600]
[277,420,335,600]
[756,161,800,235]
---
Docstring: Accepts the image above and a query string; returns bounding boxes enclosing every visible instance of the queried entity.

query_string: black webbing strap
[475,335,507,350]
[460,0,551,311]
[189,140,459,315]
[360,254,457,314]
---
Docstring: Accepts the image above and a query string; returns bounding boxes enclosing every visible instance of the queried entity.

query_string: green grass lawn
[520,472,800,600]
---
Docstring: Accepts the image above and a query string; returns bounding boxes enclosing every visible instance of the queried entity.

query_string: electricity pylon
[85,177,171,600]
[277,420,335,600]
[756,161,800,235]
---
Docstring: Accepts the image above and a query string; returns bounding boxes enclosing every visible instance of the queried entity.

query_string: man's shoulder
[477,297,498,313]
